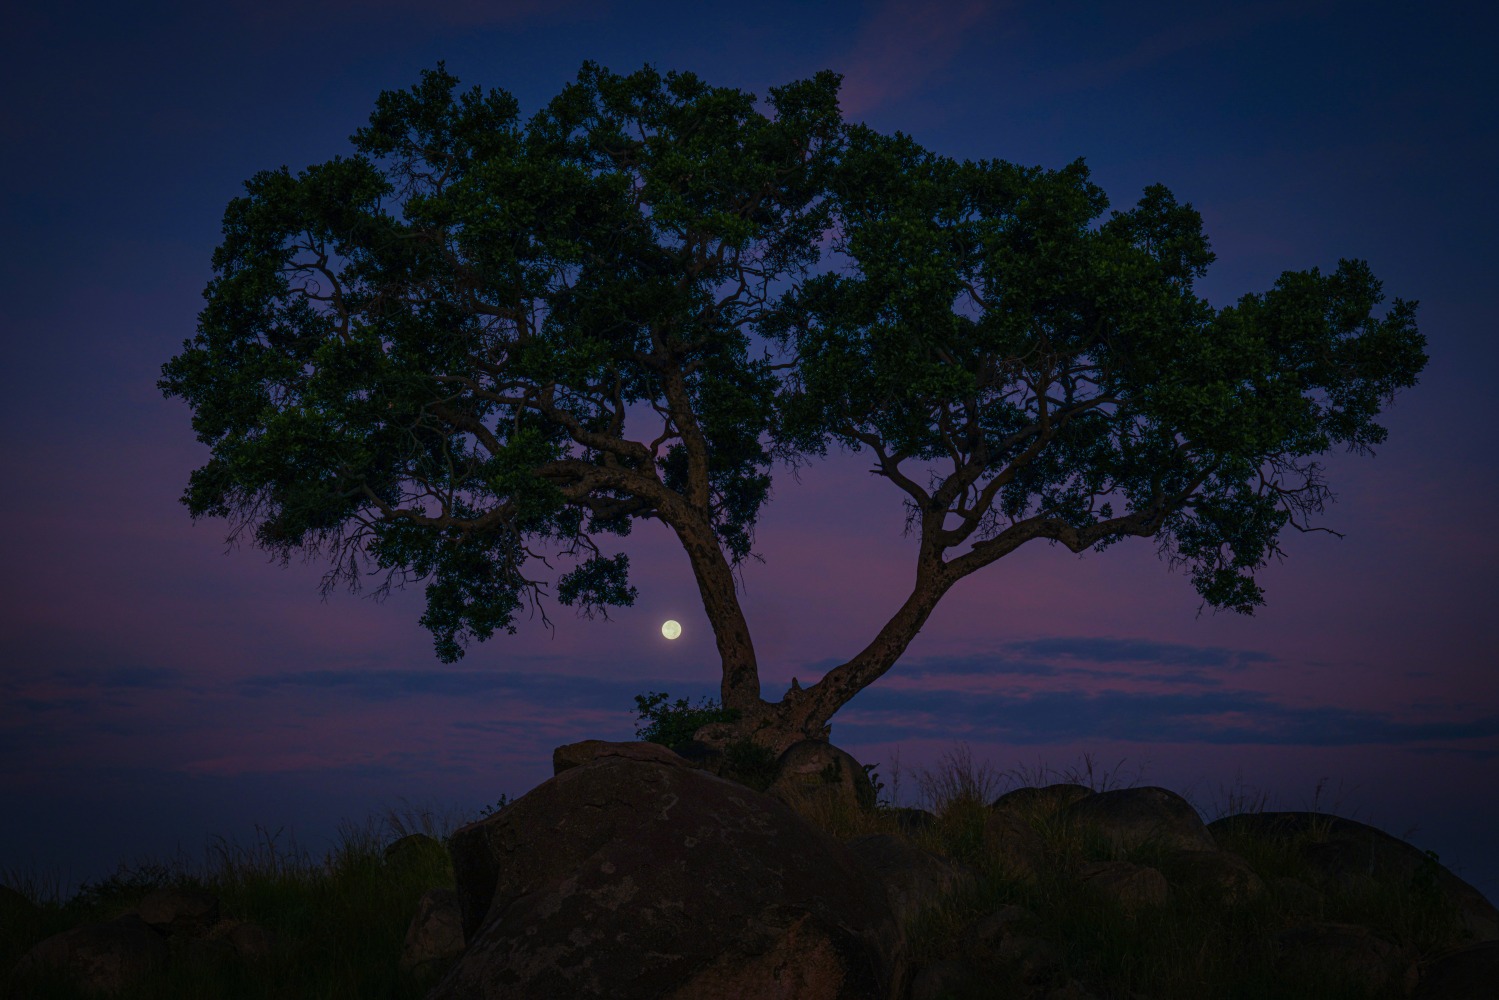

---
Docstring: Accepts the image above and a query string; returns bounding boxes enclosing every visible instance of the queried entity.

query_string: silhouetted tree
[160,63,1427,752]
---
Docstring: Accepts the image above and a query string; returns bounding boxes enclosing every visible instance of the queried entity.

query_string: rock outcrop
[1208,812,1499,944]
[435,742,904,999]
[8,735,1493,999]
[421,742,1497,1000]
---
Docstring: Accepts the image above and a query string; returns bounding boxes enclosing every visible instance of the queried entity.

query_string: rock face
[551,738,688,775]
[400,887,466,977]
[9,913,168,995]
[768,740,878,814]
[437,742,903,999]
[1060,786,1217,854]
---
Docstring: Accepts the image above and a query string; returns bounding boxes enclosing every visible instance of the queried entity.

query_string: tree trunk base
[691,716,830,759]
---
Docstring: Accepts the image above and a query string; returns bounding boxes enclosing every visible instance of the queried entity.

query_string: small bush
[632,690,741,749]
[720,739,780,791]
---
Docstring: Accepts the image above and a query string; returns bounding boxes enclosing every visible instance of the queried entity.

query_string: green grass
[1,747,1478,1000]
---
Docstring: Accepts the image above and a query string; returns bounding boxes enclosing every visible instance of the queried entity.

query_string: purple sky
[3,1,1497,906]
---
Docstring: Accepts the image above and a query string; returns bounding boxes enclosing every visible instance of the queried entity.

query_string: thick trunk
[692,559,955,757]
[790,558,953,740]
[668,517,762,713]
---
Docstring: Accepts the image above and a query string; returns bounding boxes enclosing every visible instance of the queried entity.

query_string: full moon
[661,620,682,640]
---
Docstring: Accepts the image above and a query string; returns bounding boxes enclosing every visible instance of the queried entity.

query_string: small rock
[400,887,465,974]
[1061,786,1216,854]
[11,913,168,995]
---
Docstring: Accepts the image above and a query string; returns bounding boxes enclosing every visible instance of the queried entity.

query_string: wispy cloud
[837,0,1001,117]
[840,686,1499,750]
[1006,637,1274,669]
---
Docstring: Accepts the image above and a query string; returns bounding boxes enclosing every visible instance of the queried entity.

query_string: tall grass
[1,801,482,1000]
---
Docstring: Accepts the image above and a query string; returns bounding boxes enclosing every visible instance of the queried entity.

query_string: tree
[159,63,1427,754]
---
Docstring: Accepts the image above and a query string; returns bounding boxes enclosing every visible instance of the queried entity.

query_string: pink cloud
[837,0,1001,118]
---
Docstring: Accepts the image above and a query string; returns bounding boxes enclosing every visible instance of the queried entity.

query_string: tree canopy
[159,62,1427,749]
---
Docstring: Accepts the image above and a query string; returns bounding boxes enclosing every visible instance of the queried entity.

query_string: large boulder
[436,746,904,999]
[989,783,1093,823]
[552,738,688,775]
[1060,786,1217,854]
[768,740,877,814]
[10,913,169,995]
[384,832,450,873]
[1209,812,1499,943]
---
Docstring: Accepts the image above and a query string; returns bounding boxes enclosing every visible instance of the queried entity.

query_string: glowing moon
[661,620,682,640]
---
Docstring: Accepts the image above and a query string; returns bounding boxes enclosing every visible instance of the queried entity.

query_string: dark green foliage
[160,58,1425,685]
[719,739,781,792]
[630,690,781,789]
[772,127,1425,616]
[632,690,741,749]
[161,61,843,663]
[474,794,511,820]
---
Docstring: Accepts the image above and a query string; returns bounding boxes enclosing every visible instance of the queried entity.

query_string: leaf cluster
[159,60,1426,667]
[632,690,741,750]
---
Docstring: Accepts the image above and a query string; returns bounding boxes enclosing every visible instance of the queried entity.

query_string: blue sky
[2,0,1496,905]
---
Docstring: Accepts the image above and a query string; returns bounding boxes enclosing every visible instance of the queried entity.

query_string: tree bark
[667,516,763,714]
[787,558,954,740]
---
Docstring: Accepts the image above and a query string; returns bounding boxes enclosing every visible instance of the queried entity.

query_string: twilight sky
[3,0,1497,906]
